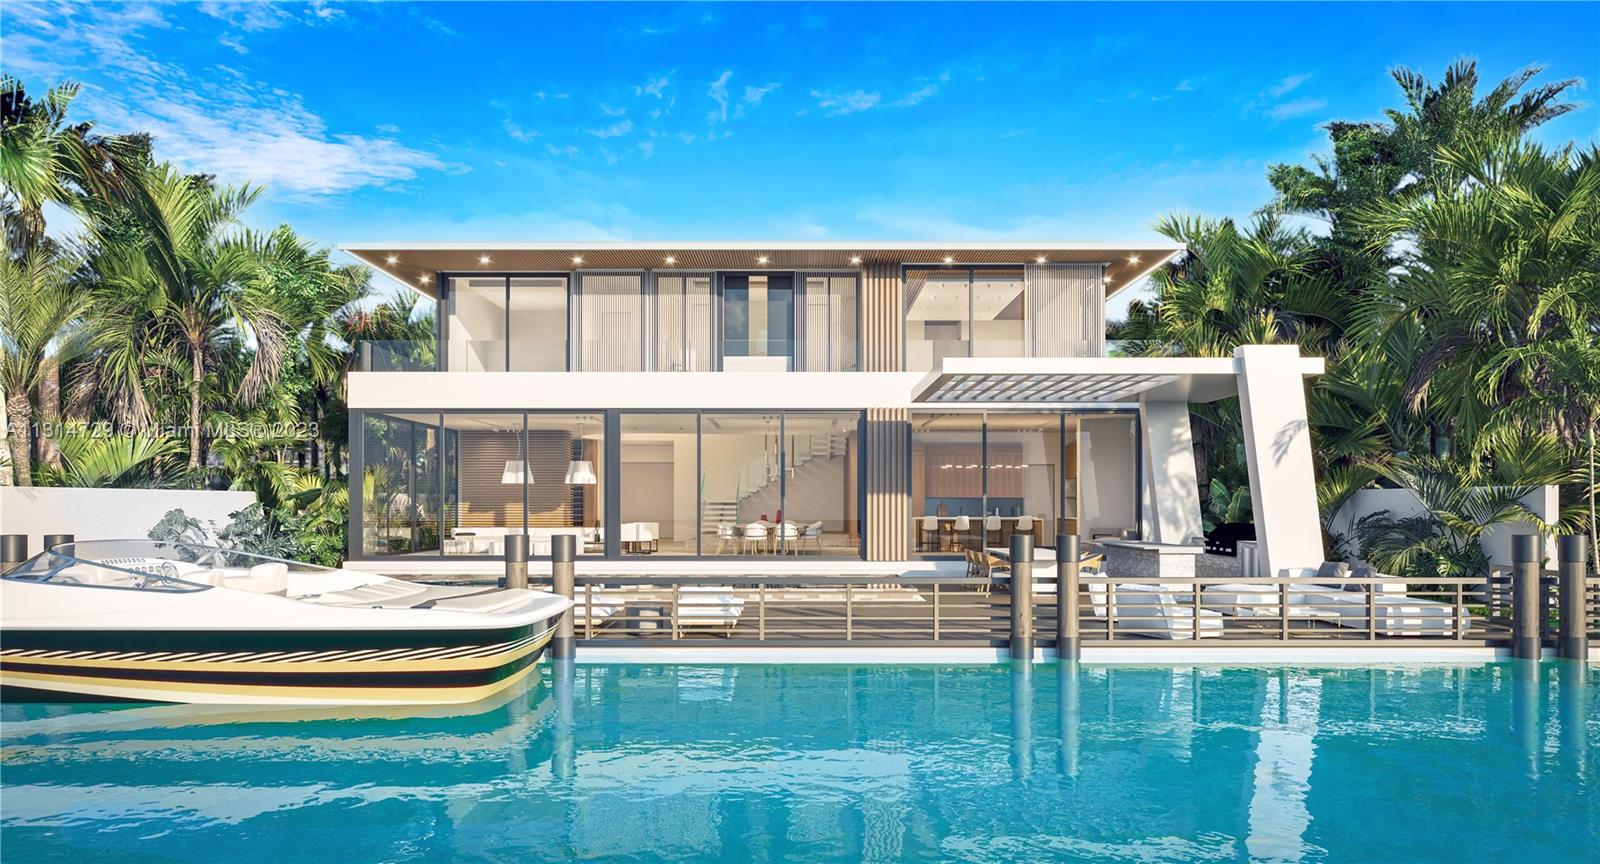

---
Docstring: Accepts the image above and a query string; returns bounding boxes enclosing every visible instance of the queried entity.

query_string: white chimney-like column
[1236,344,1325,577]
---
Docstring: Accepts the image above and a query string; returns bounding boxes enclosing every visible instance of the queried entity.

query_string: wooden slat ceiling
[341,242,1184,300]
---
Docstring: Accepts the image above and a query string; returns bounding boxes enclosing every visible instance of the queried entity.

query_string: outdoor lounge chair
[1202,561,1468,636]
[1113,582,1225,639]
[674,586,745,634]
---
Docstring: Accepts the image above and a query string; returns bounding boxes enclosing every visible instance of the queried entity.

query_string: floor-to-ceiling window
[509,277,569,371]
[576,273,646,371]
[800,274,859,371]
[910,411,1133,557]
[441,414,524,556]
[903,263,1105,371]
[360,413,441,556]
[722,274,795,370]
[653,273,714,371]
[701,413,783,555]
[526,413,605,556]
[782,412,860,554]
[619,413,698,555]
[447,277,508,372]
[910,413,985,554]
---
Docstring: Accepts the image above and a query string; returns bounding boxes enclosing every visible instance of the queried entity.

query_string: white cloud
[587,119,634,138]
[1269,73,1312,97]
[707,70,733,123]
[1175,79,1196,92]
[4,3,451,200]
[376,123,401,134]
[812,89,880,115]
[503,120,540,142]
[638,140,656,158]
[546,143,579,157]
[743,82,780,106]
[893,83,939,107]
[598,102,628,117]
[1266,98,1327,121]
[636,77,670,98]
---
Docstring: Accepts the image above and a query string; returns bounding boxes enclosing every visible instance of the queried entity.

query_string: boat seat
[55,564,143,588]
[307,580,432,607]
[222,562,289,596]
[425,588,538,614]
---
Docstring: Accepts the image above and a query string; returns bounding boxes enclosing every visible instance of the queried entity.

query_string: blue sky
[4,1,1597,309]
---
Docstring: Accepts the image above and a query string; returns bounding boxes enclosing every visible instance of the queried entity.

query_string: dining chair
[952,515,973,552]
[802,520,824,554]
[742,522,769,555]
[777,520,801,554]
[918,516,941,552]
[984,515,1003,548]
[714,522,738,555]
[1013,515,1035,546]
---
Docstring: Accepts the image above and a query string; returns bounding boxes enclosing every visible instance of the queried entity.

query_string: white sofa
[449,526,599,556]
[1112,583,1224,639]
[1203,563,1469,636]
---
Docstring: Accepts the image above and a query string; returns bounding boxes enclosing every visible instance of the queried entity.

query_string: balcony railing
[358,341,437,372]
[433,568,1598,648]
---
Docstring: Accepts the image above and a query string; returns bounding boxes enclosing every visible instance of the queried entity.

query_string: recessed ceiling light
[757,256,769,265]
[942,256,954,264]
[479,255,491,265]
[418,274,429,283]
[664,255,676,265]
[1128,255,1140,265]
[385,255,398,265]
[1035,256,1047,264]
[572,256,583,265]
[850,256,862,265]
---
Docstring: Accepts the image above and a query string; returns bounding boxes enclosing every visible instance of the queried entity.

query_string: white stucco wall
[1330,484,1566,568]
[0,487,258,555]
[1138,399,1203,544]
[1236,345,1326,576]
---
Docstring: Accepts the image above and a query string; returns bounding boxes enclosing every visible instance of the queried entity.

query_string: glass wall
[910,412,1091,557]
[447,277,509,371]
[653,274,714,371]
[702,414,783,555]
[620,413,698,555]
[509,277,569,371]
[801,274,859,371]
[782,412,860,554]
[983,413,1062,550]
[576,273,646,371]
[970,269,1026,358]
[526,413,605,556]
[904,264,1105,370]
[442,414,524,556]
[904,269,971,372]
[910,414,984,554]
[722,274,795,370]
[360,413,440,556]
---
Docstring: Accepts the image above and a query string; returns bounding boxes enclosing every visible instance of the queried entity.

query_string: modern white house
[339,242,1326,579]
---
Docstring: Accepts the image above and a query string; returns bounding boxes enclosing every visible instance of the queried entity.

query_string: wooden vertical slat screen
[861,263,902,372]
[865,407,910,561]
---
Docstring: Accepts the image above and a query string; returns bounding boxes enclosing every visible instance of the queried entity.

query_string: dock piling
[1557,535,1588,661]
[1056,533,1080,661]
[1,534,27,574]
[1511,534,1542,660]
[503,534,529,590]
[551,534,577,660]
[1009,533,1034,661]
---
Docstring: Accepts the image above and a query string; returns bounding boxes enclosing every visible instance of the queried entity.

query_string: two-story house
[340,242,1326,579]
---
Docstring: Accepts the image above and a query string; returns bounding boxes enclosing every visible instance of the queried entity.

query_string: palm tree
[95,164,282,477]
[0,241,89,485]
[1361,136,1600,562]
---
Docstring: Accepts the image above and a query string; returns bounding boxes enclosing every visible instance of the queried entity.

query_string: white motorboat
[0,540,571,706]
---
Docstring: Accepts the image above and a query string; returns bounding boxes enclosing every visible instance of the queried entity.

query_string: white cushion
[224,562,289,596]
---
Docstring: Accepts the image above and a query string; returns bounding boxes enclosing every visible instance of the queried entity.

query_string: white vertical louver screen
[1025,264,1105,357]
[577,273,644,371]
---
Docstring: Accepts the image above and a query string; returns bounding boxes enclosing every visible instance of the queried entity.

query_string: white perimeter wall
[0,487,258,554]
[1329,485,1565,568]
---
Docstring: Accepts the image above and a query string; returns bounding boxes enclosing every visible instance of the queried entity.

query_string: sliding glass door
[721,274,795,370]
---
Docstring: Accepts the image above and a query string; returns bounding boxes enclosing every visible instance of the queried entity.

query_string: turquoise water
[3,662,1597,863]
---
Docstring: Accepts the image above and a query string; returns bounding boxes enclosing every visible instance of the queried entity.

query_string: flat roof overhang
[339,241,1183,301]
[911,356,1326,406]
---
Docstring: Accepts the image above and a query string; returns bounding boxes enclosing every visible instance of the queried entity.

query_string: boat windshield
[3,540,336,592]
